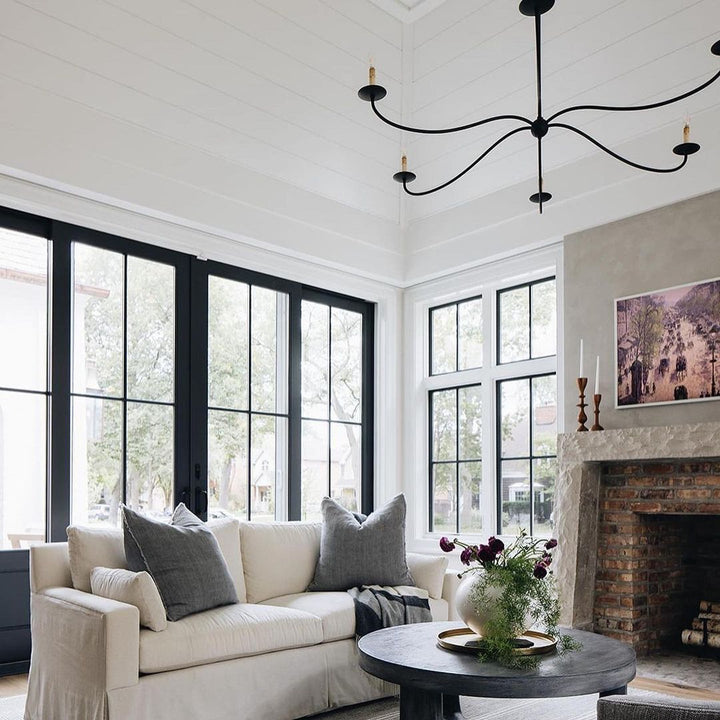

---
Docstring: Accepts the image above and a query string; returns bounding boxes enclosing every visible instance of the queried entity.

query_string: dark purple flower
[488,536,505,554]
[476,544,497,563]
[533,562,548,579]
[545,538,558,550]
[460,547,474,565]
[541,553,552,566]
[439,536,455,553]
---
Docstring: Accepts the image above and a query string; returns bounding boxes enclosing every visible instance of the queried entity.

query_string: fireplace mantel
[554,421,720,629]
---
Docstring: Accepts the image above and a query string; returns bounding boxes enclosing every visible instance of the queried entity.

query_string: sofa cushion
[67,525,126,593]
[259,592,355,643]
[240,521,321,603]
[66,520,246,600]
[428,597,449,622]
[123,504,238,621]
[260,590,449,643]
[308,495,414,591]
[138,603,323,674]
[207,518,246,603]
[90,567,167,632]
[406,553,449,600]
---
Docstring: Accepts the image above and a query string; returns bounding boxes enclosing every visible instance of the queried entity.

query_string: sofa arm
[25,588,140,720]
[597,695,720,720]
[442,569,461,619]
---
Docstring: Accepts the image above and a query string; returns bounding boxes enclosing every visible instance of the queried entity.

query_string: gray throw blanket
[347,584,432,637]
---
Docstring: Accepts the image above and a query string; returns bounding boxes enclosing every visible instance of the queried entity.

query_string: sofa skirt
[107,639,397,720]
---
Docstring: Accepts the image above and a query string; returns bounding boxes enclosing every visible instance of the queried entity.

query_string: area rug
[1,690,656,720]
[309,689,657,720]
[0,696,24,720]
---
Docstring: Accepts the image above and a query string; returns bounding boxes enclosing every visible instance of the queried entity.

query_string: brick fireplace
[594,460,720,654]
[554,422,720,644]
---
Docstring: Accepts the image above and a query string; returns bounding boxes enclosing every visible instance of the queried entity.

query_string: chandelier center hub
[531,117,549,139]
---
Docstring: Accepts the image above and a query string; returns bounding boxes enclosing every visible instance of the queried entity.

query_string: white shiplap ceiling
[1,0,719,284]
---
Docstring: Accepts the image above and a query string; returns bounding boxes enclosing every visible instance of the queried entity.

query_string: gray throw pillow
[307,494,414,591]
[122,504,238,621]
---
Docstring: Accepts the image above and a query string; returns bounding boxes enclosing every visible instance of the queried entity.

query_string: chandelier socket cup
[393,170,417,184]
[712,40,720,56]
[358,85,387,102]
[673,142,700,156]
[519,0,555,17]
[529,191,552,204]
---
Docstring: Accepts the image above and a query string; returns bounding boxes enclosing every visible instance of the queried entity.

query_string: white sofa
[24,519,459,720]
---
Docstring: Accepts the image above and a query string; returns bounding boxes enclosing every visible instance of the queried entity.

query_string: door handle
[195,488,208,516]
[180,487,191,507]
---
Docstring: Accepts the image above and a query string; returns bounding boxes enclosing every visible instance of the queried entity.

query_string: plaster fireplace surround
[554,421,720,653]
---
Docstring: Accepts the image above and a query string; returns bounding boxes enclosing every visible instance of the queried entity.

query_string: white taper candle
[579,338,584,378]
[595,355,600,395]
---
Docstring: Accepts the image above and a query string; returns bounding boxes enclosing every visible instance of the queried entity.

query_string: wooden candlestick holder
[576,378,588,432]
[591,393,604,431]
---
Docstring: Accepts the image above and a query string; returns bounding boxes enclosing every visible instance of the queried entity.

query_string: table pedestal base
[399,688,464,720]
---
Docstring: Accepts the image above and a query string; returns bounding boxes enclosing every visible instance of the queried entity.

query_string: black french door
[0,206,375,674]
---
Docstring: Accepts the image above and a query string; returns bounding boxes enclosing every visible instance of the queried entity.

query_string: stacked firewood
[682,600,720,649]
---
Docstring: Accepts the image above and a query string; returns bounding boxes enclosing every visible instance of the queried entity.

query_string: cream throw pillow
[90,567,167,632]
[406,553,449,600]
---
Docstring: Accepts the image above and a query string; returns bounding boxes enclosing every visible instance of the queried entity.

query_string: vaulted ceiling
[1,0,719,285]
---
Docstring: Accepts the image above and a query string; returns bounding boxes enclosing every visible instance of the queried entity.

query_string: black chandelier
[358,0,720,213]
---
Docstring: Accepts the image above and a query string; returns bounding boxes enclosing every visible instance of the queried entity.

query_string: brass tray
[437,627,557,656]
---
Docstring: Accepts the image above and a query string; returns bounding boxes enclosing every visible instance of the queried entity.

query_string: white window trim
[403,244,564,554]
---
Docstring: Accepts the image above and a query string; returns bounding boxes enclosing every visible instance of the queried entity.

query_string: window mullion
[49,223,72,542]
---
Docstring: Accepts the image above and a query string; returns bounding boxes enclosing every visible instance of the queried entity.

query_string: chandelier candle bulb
[369,65,376,85]
[401,155,407,172]
[684,123,691,143]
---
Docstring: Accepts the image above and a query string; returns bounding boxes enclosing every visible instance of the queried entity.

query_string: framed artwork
[616,277,720,407]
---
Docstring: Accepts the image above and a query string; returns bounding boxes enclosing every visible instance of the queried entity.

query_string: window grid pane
[429,383,481,534]
[71,243,176,526]
[430,296,483,376]
[498,277,556,365]
[301,300,366,520]
[208,278,290,522]
[497,374,557,536]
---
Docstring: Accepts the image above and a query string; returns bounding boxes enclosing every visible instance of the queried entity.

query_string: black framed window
[0,205,375,544]
[497,373,557,536]
[69,236,187,527]
[300,291,374,521]
[429,295,483,375]
[497,278,556,364]
[205,273,290,522]
[429,383,483,534]
[426,274,557,537]
[0,219,51,548]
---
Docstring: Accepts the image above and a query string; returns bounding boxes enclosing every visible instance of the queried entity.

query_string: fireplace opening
[593,459,720,656]
[642,513,720,654]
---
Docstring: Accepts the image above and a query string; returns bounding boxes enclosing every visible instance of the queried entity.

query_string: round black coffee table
[357,621,636,720]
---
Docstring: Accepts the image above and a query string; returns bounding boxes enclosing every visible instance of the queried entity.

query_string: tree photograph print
[616,277,720,407]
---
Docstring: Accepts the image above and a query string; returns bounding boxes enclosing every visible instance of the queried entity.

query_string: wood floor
[3,673,720,701]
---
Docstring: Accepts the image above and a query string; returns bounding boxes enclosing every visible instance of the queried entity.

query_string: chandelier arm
[549,123,690,173]
[402,126,532,196]
[548,69,720,122]
[370,99,532,134]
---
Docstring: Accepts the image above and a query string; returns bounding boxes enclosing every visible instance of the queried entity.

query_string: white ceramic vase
[455,570,533,637]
